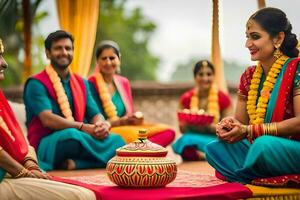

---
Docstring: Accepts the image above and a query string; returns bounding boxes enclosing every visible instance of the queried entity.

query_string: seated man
[0,38,96,200]
[23,30,125,170]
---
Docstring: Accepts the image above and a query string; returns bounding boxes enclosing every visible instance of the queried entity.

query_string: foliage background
[0,0,245,87]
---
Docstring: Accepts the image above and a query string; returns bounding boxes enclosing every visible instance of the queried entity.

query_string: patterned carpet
[53,170,252,200]
[66,170,226,188]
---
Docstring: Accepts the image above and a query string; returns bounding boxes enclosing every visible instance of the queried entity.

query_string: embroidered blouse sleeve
[238,66,255,100]
[293,63,300,96]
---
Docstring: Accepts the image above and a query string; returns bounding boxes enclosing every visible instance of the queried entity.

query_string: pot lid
[116,129,168,157]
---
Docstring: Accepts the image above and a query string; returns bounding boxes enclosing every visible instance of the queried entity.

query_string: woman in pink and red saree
[88,40,175,147]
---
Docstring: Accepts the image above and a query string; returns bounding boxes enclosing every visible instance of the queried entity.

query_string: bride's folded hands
[217,117,247,143]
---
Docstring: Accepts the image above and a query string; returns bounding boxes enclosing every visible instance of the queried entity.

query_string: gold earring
[273,45,283,59]
[0,39,4,54]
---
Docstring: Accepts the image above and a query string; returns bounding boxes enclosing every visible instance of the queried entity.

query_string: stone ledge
[132,81,237,96]
[2,82,238,102]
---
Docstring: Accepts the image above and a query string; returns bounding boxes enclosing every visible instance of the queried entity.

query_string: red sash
[0,91,28,162]
[271,58,300,140]
[26,70,86,149]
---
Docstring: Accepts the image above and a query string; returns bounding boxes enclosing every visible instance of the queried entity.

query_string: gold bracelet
[240,125,248,135]
[23,157,38,165]
[14,168,28,178]
[26,164,42,172]
[271,123,278,136]
[262,123,278,136]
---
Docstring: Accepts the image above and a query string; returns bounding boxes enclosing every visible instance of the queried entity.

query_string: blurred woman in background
[89,40,175,147]
[173,60,232,161]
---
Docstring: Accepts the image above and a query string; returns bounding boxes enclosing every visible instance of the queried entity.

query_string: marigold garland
[45,65,74,121]
[0,116,15,141]
[94,73,119,121]
[247,55,289,124]
[190,83,220,123]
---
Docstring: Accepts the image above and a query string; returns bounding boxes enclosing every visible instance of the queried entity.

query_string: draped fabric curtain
[56,0,99,76]
[257,0,266,9]
[22,0,32,83]
[211,0,227,93]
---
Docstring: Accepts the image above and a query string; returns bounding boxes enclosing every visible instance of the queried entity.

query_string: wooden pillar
[22,0,32,82]
[211,0,227,93]
[257,0,266,9]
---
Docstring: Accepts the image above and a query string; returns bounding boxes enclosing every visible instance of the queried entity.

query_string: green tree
[94,0,159,81]
[0,0,46,87]
[170,57,206,82]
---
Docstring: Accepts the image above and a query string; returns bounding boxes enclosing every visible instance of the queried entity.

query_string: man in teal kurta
[23,30,125,171]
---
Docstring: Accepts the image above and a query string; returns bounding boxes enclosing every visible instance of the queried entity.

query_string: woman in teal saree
[205,7,300,186]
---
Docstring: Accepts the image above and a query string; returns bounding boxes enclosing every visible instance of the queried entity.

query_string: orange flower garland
[190,83,220,123]
[94,73,119,121]
[247,55,289,124]
[45,65,74,121]
[0,116,15,141]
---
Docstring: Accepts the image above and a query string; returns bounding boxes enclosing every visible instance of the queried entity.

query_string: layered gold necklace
[246,55,289,124]
[190,84,220,123]
[94,73,119,121]
[45,65,74,121]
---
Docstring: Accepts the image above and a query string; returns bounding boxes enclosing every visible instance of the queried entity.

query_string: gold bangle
[240,125,248,135]
[23,157,38,165]
[14,168,28,178]
[262,123,278,136]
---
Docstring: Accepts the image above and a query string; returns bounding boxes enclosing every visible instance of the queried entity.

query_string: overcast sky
[39,0,300,81]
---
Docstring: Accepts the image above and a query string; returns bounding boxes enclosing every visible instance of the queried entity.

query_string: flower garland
[0,116,15,141]
[45,65,74,121]
[94,73,119,121]
[190,83,220,123]
[247,55,289,124]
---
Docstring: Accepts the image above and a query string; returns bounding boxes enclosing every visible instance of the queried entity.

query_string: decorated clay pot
[106,129,177,187]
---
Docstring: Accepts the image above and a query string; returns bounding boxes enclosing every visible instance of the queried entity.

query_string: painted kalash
[106,129,177,187]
